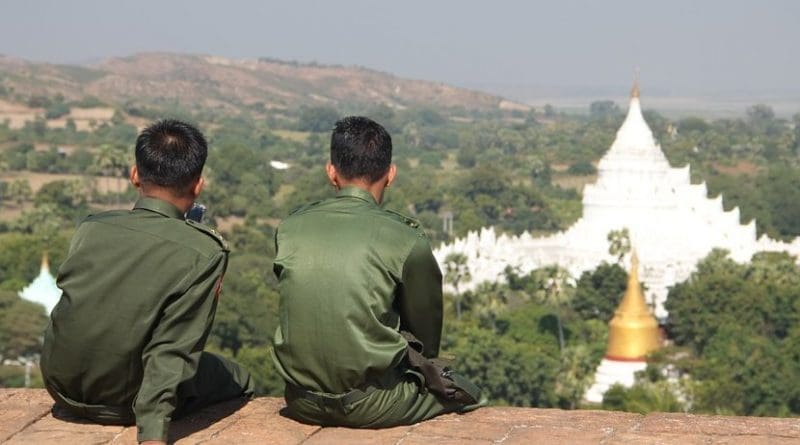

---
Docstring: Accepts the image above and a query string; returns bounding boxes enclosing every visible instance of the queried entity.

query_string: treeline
[1,95,800,418]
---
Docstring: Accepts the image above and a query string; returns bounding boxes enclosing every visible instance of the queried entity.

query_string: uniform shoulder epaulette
[288,199,323,216]
[383,208,422,230]
[186,219,229,251]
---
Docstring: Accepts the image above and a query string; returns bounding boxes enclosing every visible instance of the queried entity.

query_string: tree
[34,180,89,221]
[556,345,597,409]
[567,160,597,176]
[572,262,627,322]
[92,144,130,205]
[540,266,574,353]
[210,252,278,355]
[297,106,339,132]
[443,253,471,320]
[12,204,61,242]
[8,179,32,206]
[0,290,48,361]
[601,380,684,414]
[470,282,507,332]
[746,104,775,124]
[448,322,559,407]
[589,100,621,119]
[607,228,631,264]
[45,102,70,120]
[222,346,284,396]
[664,249,800,416]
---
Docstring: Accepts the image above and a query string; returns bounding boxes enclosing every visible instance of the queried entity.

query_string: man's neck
[139,188,194,214]
[337,180,385,204]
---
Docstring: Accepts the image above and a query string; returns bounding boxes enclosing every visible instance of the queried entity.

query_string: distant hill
[0,53,525,115]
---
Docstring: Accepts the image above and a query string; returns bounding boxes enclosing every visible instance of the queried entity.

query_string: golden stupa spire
[630,68,641,98]
[605,249,661,360]
[41,251,50,272]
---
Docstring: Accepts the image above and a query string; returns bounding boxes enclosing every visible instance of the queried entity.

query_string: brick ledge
[2,389,799,444]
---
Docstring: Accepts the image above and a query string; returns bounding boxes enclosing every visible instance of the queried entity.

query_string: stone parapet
[2,389,798,444]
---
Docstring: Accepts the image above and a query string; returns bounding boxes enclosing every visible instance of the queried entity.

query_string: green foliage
[601,381,684,414]
[566,160,596,176]
[447,320,559,407]
[589,100,621,119]
[665,249,800,416]
[209,252,278,354]
[297,106,340,132]
[443,253,471,320]
[677,116,710,133]
[225,346,285,397]
[1,90,799,418]
[0,290,49,360]
[0,232,69,285]
[45,102,70,120]
[607,228,631,263]
[0,365,44,388]
[572,262,627,322]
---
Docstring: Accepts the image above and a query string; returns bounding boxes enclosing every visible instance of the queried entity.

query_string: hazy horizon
[1,1,799,114]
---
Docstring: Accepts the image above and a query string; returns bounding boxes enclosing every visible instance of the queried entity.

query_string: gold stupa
[630,68,641,98]
[605,251,661,360]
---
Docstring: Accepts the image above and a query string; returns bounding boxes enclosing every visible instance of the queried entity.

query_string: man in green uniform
[41,119,254,444]
[271,116,483,427]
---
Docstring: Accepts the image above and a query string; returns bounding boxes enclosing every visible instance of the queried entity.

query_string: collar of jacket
[336,186,378,206]
[133,196,185,220]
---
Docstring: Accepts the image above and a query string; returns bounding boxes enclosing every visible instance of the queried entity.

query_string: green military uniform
[41,197,254,443]
[272,186,478,427]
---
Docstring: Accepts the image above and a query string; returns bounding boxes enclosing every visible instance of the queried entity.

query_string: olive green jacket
[271,186,443,394]
[41,197,229,442]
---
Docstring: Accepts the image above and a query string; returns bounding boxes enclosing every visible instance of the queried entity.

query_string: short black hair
[330,116,392,183]
[135,119,208,192]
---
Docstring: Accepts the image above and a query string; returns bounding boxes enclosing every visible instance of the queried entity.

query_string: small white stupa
[19,253,61,314]
[435,81,800,318]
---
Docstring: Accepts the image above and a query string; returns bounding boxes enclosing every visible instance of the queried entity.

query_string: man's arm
[134,251,227,443]
[398,236,443,358]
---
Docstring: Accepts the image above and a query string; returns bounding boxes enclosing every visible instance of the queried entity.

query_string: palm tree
[92,144,130,205]
[541,265,574,353]
[608,228,632,264]
[472,282,506,332]
[444,252,471,320]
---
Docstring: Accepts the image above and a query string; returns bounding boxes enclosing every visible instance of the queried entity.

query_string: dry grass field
[0,100,40,129]
[0,171,124,194]
[0,100,118,131]
[272,129,310,143]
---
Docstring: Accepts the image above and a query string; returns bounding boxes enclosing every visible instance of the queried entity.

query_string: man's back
[42,197,226,413]
[272,186,442,394]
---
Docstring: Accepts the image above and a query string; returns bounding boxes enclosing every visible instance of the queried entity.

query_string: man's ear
[386,164,397,187]
[326,162,339,190]
[191,176,205,199]
[130,165,141,188]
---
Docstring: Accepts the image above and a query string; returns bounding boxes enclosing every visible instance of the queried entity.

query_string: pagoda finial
[605,246,661,360]
[42,251,50,272]
[630,68,641,98]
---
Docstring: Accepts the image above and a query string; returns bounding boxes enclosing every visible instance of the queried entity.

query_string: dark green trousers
[283,369,477,428]
[48,352,255,425]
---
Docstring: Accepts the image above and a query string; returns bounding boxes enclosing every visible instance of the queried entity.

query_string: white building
[19,253,61,314]
[435,85,800,318]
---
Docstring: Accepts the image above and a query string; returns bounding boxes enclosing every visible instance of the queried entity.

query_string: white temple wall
[435,95,800,319]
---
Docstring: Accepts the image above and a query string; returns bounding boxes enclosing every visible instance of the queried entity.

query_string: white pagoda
[435,83,800,318]
[19,253,61,314]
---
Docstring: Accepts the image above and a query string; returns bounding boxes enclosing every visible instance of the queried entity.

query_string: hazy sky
[1,0,799,96]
